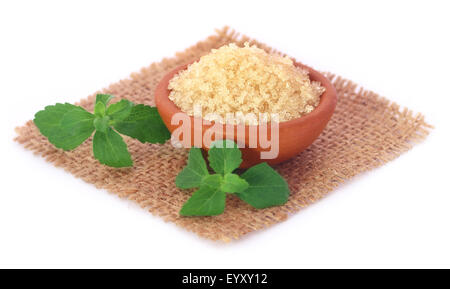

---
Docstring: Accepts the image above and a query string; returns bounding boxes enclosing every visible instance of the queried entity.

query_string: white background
[1,0,449,269]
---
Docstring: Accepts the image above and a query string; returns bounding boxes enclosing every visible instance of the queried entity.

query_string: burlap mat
[14,27,432,242]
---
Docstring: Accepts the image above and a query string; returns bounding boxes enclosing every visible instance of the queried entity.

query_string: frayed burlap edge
[14,27,432,242]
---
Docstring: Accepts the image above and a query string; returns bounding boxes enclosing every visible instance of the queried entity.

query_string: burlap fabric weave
[15,27,431,241]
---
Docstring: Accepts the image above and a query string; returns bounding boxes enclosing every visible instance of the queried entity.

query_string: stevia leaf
[236,162,290,209]
[93,127,132,167]
[113,104,170,144]
[176,147,209,189]
[34,103,95,150]
[93,116,110,133]
[94,102,106,117]
[221,173,248,193]
[96,94,114,106]
[106,99,133,121]
[179,174,226,216]
[208,140,242,175]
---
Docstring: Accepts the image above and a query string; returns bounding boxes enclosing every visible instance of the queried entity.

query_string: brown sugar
[168,43,325,125]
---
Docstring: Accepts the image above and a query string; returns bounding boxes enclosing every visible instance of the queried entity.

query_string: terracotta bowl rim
[156,60,337,130]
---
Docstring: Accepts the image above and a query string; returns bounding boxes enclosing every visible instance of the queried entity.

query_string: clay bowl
[155,61,337,168]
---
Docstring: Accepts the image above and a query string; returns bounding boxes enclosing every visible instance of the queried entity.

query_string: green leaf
[96,94,114,106]
[236,162,290,209]
[93,127,132,167]
[221,173,248,193]
[208,140,242,175]
[94,102,106,117]
[106,99,133,121]
[175,147,209,189]
[179,174,226,216]
[113,104,170,144]
[34,103,95,150]
[95,94,114,117]
[93,116,110,133]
